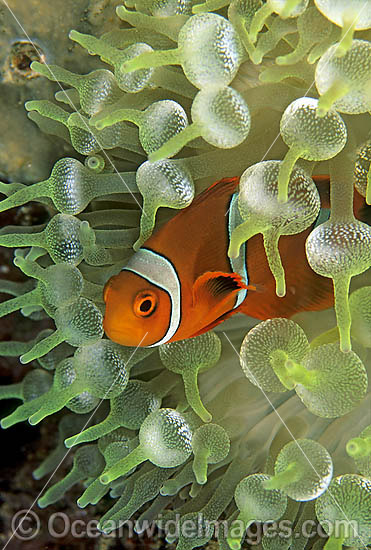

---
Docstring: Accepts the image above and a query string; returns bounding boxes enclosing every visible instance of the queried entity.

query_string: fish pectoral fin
[192,271,253,309]
[187,272,256,341]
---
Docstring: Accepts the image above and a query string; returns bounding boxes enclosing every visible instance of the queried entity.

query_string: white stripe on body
[228,193,248,308]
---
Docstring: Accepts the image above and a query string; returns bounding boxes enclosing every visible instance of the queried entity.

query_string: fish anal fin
[189,308,237,338]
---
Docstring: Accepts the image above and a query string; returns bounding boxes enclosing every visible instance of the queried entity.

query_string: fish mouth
[103,320,147,347]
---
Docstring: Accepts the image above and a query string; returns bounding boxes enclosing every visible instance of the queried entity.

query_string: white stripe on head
[122,248,181,346]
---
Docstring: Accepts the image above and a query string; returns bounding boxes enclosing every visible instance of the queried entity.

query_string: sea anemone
[0,1,370,548]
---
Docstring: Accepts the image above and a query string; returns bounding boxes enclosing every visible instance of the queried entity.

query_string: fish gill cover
[0,0,370,549]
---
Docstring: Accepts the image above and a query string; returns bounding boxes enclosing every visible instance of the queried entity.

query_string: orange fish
[103,175,369,347]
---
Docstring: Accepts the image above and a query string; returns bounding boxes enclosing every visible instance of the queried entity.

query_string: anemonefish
[103,176,370,347]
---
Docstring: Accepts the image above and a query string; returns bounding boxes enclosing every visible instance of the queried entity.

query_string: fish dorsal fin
[191,177,240,209]
[192,271,252,311]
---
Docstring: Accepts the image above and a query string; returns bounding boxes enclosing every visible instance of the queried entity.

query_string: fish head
[103,270,172,347]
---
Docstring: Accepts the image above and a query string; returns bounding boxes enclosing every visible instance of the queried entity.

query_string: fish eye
[134,291,157,317]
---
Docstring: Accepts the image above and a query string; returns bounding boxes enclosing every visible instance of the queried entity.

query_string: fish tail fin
[313,175,370,224]
[356,191,371,226]
[239,180,370,322]
[238,263,334,320]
